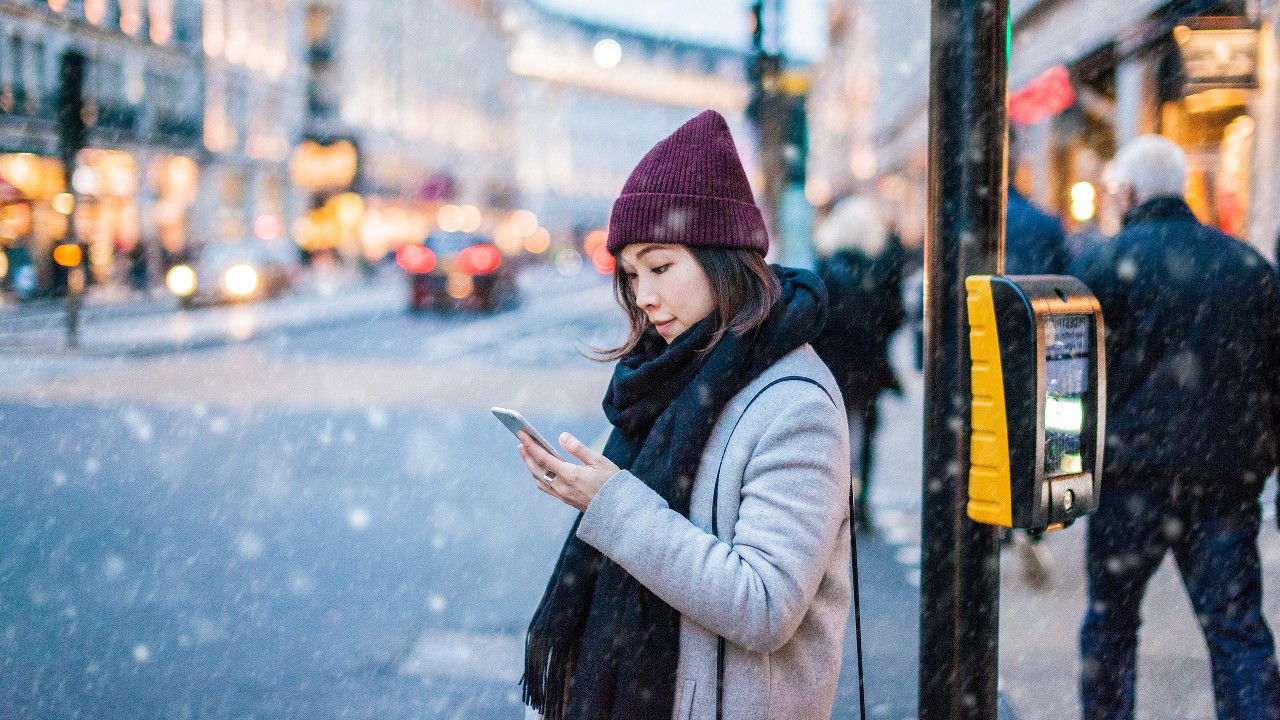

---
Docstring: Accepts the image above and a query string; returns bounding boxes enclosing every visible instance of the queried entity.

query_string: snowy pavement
[2,267,1272,719]
[865,331,1280,720]
[0,268,618,719]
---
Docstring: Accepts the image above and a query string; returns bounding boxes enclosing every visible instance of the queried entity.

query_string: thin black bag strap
[849,485,867,720]
[710,376,833,534]
[711,376,847,720]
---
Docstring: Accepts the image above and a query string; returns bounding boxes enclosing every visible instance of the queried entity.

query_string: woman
[810,196,904,532]
[510,110,853,720]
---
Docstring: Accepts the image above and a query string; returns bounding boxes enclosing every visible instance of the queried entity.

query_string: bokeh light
[222,264,259,297]
[396,244,437,274]
[53,243,82,268]
[591,245,616,275]
[459,205,482,233]
[555,249,583,276]
[509,209,538,237]
[446,273,474,299]
[438,204,465,233]
[254,215,283,241]
[51,193,75,215]
[166,264,197,296]
[458,244,501,274]
[523,227,551,254]
[593,39,622,69]
[1070,181,1096,222]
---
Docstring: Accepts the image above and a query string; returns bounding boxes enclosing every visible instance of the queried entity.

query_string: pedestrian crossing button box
[965,275,1105,533]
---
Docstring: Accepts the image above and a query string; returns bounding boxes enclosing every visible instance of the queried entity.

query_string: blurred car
[398,232,518,312]
[167,242,297,308]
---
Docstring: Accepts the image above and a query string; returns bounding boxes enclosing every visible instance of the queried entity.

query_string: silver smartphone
[491,407,565,460]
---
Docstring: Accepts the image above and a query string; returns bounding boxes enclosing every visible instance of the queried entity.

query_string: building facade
[0,0,772,297]
[506,0,753,241]
[294,0,514,265]
[815,0,1280,260]
[0,0,204,298]
[199,0,306,265]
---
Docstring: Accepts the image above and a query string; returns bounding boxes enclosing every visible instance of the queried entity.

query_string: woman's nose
[634,280,659,309]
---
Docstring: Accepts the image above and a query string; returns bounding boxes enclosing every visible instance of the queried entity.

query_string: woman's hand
[517,431,619,512]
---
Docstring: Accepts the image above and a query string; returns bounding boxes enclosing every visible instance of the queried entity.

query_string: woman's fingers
[559,432,619,477]
[557,432,597,466]
[517,432,570,480]
[517,431,555,466]
[515,442,544,477]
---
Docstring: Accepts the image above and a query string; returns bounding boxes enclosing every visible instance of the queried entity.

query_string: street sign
[1174,19,1260,93]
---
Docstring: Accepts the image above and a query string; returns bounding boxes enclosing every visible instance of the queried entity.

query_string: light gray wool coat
[573,344,854,720]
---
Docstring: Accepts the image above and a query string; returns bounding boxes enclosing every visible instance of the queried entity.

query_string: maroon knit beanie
[607,109,769,255]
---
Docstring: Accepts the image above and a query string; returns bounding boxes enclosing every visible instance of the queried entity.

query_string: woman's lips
[653,319,675,333]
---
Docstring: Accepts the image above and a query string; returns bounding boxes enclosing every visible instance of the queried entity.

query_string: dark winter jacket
[1006,188,1070,275]
[1069,196,1280,504]
[812,241,905,411]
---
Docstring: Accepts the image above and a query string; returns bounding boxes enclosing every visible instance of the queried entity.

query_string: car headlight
[222,264,259,296]
[167,265,197,296]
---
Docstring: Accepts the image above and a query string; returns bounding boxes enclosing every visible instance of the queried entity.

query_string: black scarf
[522,266,828,720]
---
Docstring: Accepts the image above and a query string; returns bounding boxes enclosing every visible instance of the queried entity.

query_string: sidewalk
[0,269,408,357]
[867,331,1280,720]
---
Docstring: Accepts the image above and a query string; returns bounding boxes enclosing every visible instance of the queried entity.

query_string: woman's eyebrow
[635,245,667,260]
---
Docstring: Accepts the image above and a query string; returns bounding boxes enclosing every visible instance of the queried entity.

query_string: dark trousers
[848,401,878,522]
[1080,487,1280,720]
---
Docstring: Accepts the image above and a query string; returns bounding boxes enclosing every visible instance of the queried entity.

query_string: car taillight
[396,245,437,274]
[457,244,501,275]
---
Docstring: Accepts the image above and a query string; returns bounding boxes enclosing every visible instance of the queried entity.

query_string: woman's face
[618,243,716,343]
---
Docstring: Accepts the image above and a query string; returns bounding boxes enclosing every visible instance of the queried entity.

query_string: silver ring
[541,470,556,485]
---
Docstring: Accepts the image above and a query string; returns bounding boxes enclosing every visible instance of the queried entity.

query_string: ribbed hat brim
[607,192,769,254]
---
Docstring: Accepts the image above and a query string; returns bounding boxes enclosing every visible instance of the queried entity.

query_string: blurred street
[0,266,620,719]
[0,265,905,719]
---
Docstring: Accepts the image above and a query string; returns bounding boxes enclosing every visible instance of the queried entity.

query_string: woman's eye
[652,264,671,275]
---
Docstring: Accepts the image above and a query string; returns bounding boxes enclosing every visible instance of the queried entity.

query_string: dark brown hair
[591,246,781,361]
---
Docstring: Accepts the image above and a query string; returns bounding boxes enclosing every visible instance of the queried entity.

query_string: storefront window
[255,173,285,241]
[1161,95,1252,236]
[150,0,174,46]
[150,155,198,255]
[120,0,143,36]
[218,171,247,243]
[73,149,140,286]
[9,36,24,113]
[0,153,66,293]
[84,0,107,26]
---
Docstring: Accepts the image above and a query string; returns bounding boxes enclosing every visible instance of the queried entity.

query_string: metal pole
[918,0,1008,718]
[748,0,785,252]
[58,50,86,349]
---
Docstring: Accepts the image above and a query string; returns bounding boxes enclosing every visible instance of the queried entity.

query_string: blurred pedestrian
[1071,134,1280,720]
[811,195,904,532]
[511,110,852,720]
[1067,218,1108,263]
[1006,182,1070,276]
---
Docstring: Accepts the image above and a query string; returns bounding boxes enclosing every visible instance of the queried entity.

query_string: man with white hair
[1071,134,1280,719]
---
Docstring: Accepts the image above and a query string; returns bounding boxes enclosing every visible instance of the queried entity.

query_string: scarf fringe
[522,634,576,720]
